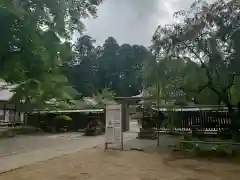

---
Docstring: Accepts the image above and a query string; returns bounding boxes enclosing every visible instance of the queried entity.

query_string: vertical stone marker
[105,104,123,150]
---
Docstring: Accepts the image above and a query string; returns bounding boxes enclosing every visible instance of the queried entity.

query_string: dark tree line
[65,36,152,97]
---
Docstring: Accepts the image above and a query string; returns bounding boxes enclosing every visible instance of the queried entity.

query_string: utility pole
[156,77,160,147]
[154,54,161,147]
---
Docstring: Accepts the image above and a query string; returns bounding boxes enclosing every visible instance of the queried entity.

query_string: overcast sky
[81,0,211,46]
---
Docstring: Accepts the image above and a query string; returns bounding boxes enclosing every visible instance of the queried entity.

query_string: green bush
[55,115,72,121]
[162,117,176,132]
[180,140,239,158]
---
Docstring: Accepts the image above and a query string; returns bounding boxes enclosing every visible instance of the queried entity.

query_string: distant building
[0,79,24,125]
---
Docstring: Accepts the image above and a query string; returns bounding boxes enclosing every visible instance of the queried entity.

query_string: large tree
[0,0,102,109]
[66,36,152,97]
[150,0,240,138]
[66,35,100,96]
[151,0,240,109]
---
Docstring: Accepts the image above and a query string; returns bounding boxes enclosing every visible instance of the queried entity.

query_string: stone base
[137,128,157,140]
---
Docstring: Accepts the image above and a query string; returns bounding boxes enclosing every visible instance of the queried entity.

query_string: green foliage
[92,88,116,105]
[149,0,240,108]
[66,36,152,97]
[143,57,200,105]
[4,0,240,115]
[0,0,102,109]
[181,141,238,158]
[162,118,175,132]
[162,113,177,132]
[55,115,72,121]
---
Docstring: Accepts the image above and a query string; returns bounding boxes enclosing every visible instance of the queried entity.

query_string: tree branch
[180,83,209,94]
[182,42,215,88]
[180,41,234,110]
[224,73,240,91]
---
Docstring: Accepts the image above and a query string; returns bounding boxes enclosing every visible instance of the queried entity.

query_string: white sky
[80,0,210,46]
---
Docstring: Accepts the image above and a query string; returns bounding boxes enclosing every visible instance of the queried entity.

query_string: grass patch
[177,136,240,160]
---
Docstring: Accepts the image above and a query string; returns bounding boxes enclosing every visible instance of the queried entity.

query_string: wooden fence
[156,111,233,133]
[180,111,231,132]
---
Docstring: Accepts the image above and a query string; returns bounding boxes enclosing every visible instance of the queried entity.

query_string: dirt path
[0,132,138,173]
[1,149,240,180]
[0,133,106,173]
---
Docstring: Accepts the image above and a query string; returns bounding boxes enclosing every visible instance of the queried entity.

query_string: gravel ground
[0,133,88,157]
[1,121,240,180]
[0,132,139,173]
[0,120,140,157]
[1,148,240,180]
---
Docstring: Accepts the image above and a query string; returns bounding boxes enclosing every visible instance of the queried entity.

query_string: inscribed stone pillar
[5,110,10,123]
[121,102,130,132]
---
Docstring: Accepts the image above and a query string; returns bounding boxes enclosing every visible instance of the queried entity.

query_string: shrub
[55,115,72,121]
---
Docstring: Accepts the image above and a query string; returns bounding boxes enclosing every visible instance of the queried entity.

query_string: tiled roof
[0,79,17,101]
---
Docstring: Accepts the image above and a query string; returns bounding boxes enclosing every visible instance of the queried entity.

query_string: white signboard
[105,104,122,145]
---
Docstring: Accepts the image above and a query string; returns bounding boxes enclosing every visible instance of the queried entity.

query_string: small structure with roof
[0,79,24,126]
[27,108,105,132]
